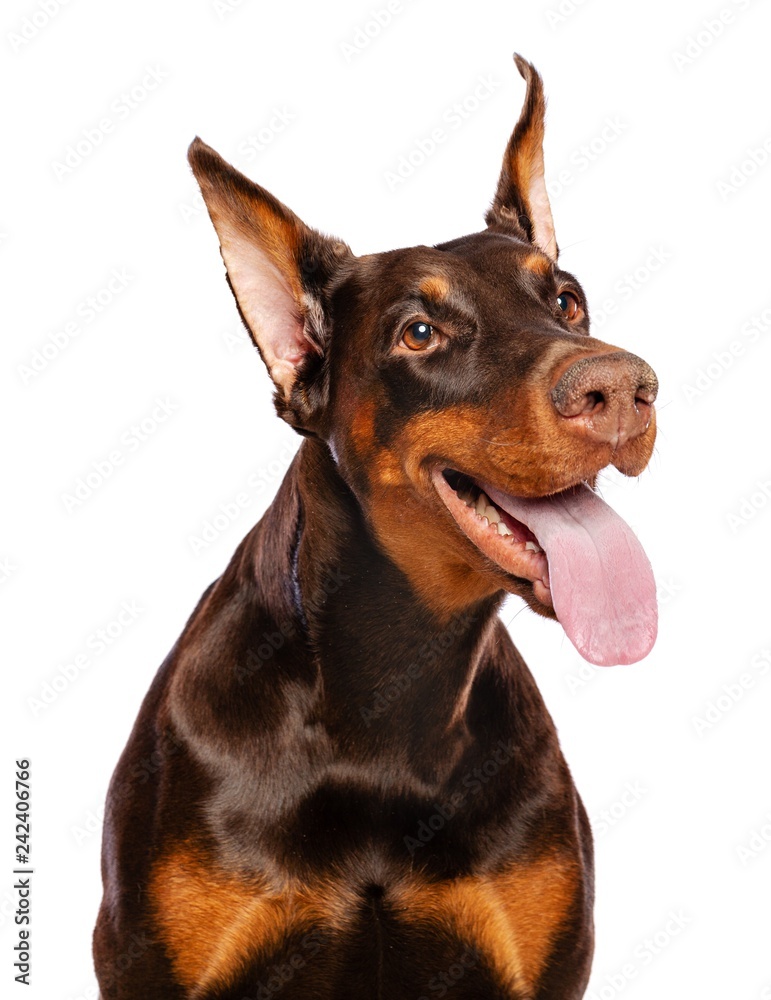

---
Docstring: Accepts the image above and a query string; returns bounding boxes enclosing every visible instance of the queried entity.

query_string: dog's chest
[149,840,579,999]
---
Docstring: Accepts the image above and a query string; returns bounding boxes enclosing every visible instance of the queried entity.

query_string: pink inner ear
[218,233,310,396]
[527,163,557,261]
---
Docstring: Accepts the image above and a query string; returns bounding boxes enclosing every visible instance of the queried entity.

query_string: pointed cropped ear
[485,55,558,261]
[188,137,351,426]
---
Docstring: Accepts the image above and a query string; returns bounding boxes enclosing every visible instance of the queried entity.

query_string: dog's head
[189,56,658,668]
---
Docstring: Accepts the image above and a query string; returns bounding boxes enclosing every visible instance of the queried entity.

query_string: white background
[2,0,771,997]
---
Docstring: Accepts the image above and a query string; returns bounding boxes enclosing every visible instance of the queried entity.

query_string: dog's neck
[257,437,504,782]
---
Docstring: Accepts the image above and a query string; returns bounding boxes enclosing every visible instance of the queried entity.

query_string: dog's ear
[188,137,351,431]
[485,55,558,261]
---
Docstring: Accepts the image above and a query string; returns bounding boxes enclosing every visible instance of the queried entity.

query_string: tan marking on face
[346,401,404,486]
[522,252,552,276]
[357,333,656,620]
[360,402,595,620]
[349,400,377,455]
[356,409,507,617]
[418,275,451,300]
[374,454,403,486]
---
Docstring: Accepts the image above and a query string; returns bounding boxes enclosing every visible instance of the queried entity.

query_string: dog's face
[190,56,658,668]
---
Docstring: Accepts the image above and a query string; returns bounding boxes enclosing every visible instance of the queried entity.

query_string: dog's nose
[551,351,658,448]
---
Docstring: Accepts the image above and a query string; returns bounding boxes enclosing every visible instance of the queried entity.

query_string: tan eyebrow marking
[419,275,451,300]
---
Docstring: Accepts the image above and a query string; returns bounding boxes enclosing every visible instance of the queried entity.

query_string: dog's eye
[557,292,582,322]
[401,321,441,351]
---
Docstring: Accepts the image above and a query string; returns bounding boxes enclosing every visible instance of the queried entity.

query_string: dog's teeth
[485,506,500,524]
[475,492,489,516]
[497,521,512,537]
[525,541,542,553]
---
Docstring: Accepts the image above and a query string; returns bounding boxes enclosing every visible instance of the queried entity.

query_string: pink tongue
[484,482,657,666]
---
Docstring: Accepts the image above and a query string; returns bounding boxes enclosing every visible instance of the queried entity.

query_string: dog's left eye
[401,321,442,351]
[557,292,582,322]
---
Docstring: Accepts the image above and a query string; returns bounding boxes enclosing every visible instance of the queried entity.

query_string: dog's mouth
[436,470,554,607]
[433,468,657,666]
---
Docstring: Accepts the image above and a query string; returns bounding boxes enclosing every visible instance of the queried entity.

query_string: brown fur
[94,56,654,1000]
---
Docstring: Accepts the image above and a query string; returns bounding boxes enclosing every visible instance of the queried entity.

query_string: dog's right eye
[557,291,583,322]
[400,321,443,352]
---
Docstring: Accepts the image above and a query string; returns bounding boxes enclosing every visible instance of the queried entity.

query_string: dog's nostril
[635,386,657,407]
[585,390,604,411]
[552,351,658,444]
[551,385,605,419]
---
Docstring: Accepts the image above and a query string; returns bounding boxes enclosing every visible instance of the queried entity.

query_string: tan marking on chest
[150,845,577,996]
[392,850,579,994]
[149,846,355,995]
[491,851,581,986]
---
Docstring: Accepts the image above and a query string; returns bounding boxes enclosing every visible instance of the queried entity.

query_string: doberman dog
[94,56,658,999]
